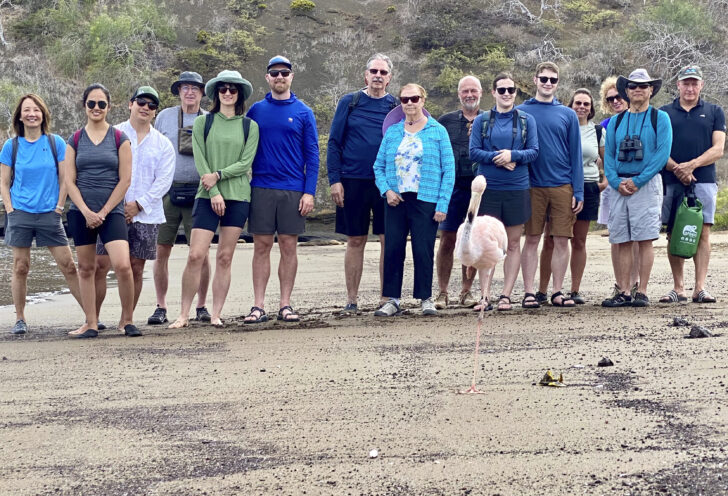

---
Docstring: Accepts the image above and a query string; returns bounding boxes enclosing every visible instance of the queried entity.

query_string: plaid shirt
[374,117,455,213]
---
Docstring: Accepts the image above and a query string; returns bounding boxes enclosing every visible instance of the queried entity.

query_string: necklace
[406,115,426,126]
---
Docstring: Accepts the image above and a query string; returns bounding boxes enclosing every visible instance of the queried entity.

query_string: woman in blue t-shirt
[0,93,83,335]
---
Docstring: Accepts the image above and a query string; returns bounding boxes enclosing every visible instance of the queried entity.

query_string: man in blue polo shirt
[327,53,397,315]
[659,65,726,304]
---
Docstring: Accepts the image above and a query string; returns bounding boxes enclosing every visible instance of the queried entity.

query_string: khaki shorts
[157,194,194,246]
[525,184,576,237]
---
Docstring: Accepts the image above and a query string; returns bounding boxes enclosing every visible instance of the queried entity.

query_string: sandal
[693,290,717,303]
[496,295,512,311]
[473,299,493,312]
[659,290,687,303]
[243,306,268,324]
[551,291,575,307]
[277,305,300,322]
[522,292,540,309]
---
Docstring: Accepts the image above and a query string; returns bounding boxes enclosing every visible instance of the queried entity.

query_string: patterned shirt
[395,131,423,193]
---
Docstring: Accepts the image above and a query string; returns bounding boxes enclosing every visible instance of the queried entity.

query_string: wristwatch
[55,204,64,212]
[216,170,222,180]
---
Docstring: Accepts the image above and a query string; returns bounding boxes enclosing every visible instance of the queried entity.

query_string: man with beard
[433,76,484,309]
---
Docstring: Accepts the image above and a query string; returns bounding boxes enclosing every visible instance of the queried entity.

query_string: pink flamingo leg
[459,268,490,394]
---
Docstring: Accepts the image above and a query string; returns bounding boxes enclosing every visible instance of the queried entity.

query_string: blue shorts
[67,209,128,247]
[4,210,69,248]
[192,198,249,232]
[438,186,471,232]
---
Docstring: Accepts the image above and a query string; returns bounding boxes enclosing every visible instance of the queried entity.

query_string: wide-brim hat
[616,68,662,102]
[171,71,205,96]
[204,70,254,101]
[382,105,432,135]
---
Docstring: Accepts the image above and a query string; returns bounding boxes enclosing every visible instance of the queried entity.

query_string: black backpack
[346,89,398,117]
[10,134,60,187]
[480,109,528,147]
[612,107,658,138]
[203,113,251,144]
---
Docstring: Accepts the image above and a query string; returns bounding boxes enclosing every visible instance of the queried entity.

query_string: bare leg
[521,234,542,295]
[630,242,640,288]
[104,240,135,328]
[47,245,82,306]
[11,247,31,322]
[130,257,146,309]
[610,243,620,290]
[636,240,654,295]
[344,235,367,304]
[69,245,99,334]
[502,224,523,298]
[153,244,173,308]
[170,228,214,327]
[615,242,633,293]
[94,254,111,320]
[197,252,211,308]
[666,241,686,296]
[436,230,457,294]
[277,234,299,310]
[251,234,274,309]
[569,220,590,293]
[210,226,243,324]
[550,236,570,296]
[692,225,711,297]
[538,223,553,294]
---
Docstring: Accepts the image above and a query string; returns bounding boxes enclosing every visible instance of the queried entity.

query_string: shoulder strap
[389,96,399,111]
[242,117,251,143]
[481,110,494,140]
[650,106,658,133]
[72,129,82,150]
[178,106,183,128]
[595,124,603,145]
[613,109,628,130]
[10,136,18,169]
[514,109,528,146]
[113,128,122,150]
[203,113,215,143]
[48,134,59,170]
[347,90,361,117]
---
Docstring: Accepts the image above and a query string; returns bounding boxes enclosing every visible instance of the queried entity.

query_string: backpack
[10,134,60,187]
[346,89,398,117]
[612,107,658,137]
[481,109,528,147]
[595,124,603,145]
[203,113,251,144]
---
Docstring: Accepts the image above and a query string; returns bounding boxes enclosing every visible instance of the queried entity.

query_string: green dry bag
[669,196,703,259]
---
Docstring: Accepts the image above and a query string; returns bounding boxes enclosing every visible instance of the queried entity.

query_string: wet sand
[1,232,727,495]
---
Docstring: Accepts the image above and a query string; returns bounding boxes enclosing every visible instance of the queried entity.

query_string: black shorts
[438,185,470,232]
[576,181,600,222]
[334,178,385,236]
[67,209,128,247]
[478,188,531,227]
[192,198,249,232]
[249,187,305,235]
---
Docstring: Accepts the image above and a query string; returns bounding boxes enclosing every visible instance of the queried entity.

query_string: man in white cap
[659,65,726,304]
[602,68,672,308]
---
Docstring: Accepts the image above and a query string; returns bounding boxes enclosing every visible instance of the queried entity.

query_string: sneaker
[630,283,639,300]
[434,292,449,310]
[602,293,632,308]
[195,306,212,322]
[632,292,650,307]
[147,306,168,325]
[341,303,358,316]
[374,299,400,317]
[459,291,479,308]
[11,319,27,335]
[421,298,438,316]
[570,291,586,305]
[535,291,548,305]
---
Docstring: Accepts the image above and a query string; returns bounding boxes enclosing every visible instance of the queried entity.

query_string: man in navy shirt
[660,65,726,304]
[327,54,396,315]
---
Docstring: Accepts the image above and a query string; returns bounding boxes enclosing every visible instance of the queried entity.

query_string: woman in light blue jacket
[373,83,455,317]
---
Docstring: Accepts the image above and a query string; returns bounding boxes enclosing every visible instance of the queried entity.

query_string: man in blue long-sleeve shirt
[245,55,320,323]
[517,61,583,308]
[326,54,397,315]
[602,69,672,308]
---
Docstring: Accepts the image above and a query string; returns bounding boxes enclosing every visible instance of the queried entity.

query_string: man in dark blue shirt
[326,53,397,315]
[659,65,726,304]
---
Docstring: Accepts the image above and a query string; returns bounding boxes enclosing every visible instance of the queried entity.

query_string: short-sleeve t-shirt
[0,134,66,214]
[68,127,129,215]
[580,123,605,183]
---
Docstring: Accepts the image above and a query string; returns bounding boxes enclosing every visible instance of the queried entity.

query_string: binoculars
[618,135,644,162]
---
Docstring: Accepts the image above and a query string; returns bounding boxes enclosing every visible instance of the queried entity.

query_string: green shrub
[290,0,316,14]
[386,5,396,13]
[713,187,728,230]
[582,10,618,29]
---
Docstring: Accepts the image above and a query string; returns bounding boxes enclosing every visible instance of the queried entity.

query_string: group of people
[1,52,725,336]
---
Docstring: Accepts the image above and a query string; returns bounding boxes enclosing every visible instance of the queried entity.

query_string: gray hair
[458,75,482,91]
[366,53,393,73]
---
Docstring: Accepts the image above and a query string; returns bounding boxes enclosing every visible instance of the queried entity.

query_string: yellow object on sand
[539,370,565,387]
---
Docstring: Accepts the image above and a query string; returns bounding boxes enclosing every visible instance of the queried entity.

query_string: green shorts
[157,194,194,245]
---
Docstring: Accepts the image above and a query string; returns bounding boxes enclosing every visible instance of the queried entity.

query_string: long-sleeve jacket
[373,117,455,213]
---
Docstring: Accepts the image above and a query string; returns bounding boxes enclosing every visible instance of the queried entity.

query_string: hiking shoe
[195,306,211,322]
[124,324,142,337]
[374,299,400,317]
[341,303,358,316]
[421,298,438,316]
[602,293,632,308]
[459,290,479,308]
[630,282,639,300]
[147,306,168,325]
[631,292,650,307]
[434,292,449,310]
[11,319,27,335]
[611,284,621,298]
[535,291,548,305]
[570,291,586,305]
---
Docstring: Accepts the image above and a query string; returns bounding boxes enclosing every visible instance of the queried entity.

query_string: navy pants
[382,193,438,300]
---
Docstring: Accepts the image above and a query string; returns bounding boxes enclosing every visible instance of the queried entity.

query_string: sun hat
[678,65,703,81]
[130,86,160,105]
[616,68,662,102]
[267,55,292,71]
[204,70,254,101]
[171,71,205,95]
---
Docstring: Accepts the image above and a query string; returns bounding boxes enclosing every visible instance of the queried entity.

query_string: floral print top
[395,131,423,193]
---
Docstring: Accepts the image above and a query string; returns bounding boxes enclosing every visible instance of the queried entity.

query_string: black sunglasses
[627,82,651,90]
[573,101,591,107]
[268,70,291,78]
[538,76,559,84]
[400,95,422,104]
[134,98,159,110]
[217,85,239,95]
[606,95,623,104]
[86,100,108,110]
[368,68,389,76]
[496,87,517,95]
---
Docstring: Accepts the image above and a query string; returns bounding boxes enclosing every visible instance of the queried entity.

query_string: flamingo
[454,175,507,394]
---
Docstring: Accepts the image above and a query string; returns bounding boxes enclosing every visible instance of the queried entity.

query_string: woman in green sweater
[169,70,259,328]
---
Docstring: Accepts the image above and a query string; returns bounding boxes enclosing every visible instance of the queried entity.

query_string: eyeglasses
[368,68,389,76]
[573,101,591,107]
[218,85,239,95]
[134,98,159,110]
[538,76,559,84]
[400,95,422,104]
[496,87,517,95]
[180,84,201,93]
[268,70,291,78]
[627,82,651,90]
[86,100,108,110]
[606,95,623,104]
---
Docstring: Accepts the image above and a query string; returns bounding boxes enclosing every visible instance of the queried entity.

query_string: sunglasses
[496,87,517,95]
[606,95,623,104]
[218,85,239,95]
[627,82,651,90]
[368,68,389,76]
[134,98,159,110]
[268,70,291,78]
[538,76,559,84]
[86,100,108,110]
[573,101,591,107]
[400,95,422,104]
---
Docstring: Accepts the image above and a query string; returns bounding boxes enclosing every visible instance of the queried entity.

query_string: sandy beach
[1,232,727,495]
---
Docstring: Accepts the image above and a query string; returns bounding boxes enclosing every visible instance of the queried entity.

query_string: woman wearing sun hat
[169,70,259,329]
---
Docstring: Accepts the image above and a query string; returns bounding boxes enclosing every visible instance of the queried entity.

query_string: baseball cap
[267,55,292,71]
[130,86,160,105]
[678,65,703,81]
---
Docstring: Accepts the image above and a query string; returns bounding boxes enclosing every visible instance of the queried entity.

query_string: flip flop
[277,305,300,322]
[659,290,687,303]
[693,290,717,303]
[243,306,268,324]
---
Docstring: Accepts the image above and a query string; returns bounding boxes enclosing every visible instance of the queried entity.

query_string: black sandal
[497,295,512,311]
[522,292,540,309]
[243,306,268,324]
[277,305,300,322]
[551,291,575,307]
